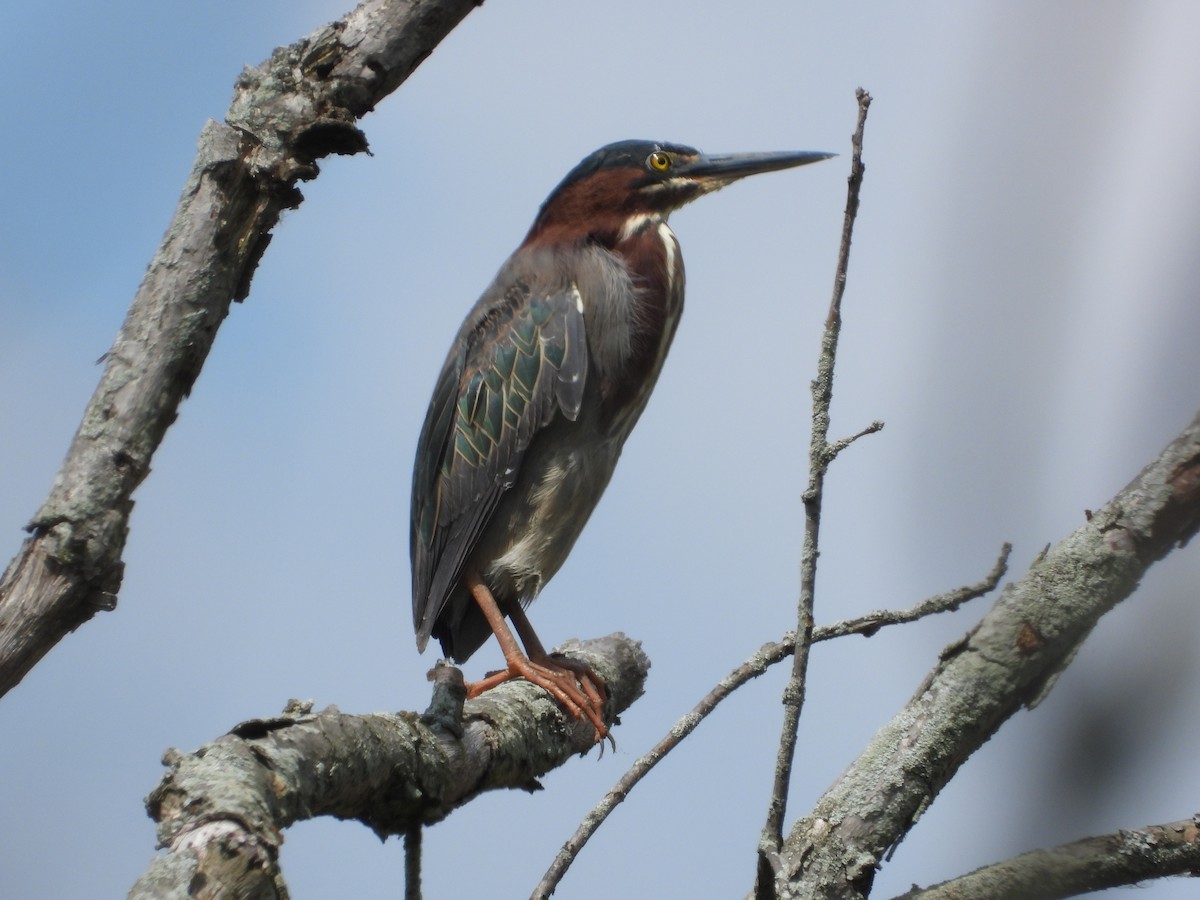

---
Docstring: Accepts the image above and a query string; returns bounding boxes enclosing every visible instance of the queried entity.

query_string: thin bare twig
[892,814,1200,900]
[815,543,1010,641]
[530,544,1008,899]
[826,419,885,461]
[532,637,791,900]
[757,88,875,891]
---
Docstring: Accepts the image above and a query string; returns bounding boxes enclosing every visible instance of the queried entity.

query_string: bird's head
[525,139,833,244]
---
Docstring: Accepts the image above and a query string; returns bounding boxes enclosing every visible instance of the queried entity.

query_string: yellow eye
[647,151,671,172]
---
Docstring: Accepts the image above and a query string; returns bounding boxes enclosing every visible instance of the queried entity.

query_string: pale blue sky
[3,2,1200,898]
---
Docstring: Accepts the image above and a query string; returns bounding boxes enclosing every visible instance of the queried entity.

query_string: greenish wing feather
[411,283,587,644]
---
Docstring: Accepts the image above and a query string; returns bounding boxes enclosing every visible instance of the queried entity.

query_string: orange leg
[508,602,608,715]
[463,571,609,743]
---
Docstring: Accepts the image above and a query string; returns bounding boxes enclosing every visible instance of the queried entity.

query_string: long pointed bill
[680,150,835,189]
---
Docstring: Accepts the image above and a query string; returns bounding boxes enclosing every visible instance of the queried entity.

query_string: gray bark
[764,411,1200,898]
[894,815,1200,899]
[0,0,482,698]
[130,635,649,899]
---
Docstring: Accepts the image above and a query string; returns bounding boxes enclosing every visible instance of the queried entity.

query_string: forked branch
[532,542,1008,899]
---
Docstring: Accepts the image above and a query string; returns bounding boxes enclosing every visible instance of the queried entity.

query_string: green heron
[411,140,831,740]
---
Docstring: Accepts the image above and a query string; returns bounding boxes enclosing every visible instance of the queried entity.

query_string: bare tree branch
[814,543,1011,641]
[769,410,1200,898]
[533,544,1009,899]
[0,0,482,699]
[893,815,1200,900]
[129,634,649,900]
[758,87,876,889]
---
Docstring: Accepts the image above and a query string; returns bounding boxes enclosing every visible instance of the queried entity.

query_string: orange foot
[461,570,612,746]
[467,652,610,745]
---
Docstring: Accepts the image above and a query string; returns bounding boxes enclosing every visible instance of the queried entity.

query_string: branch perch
[130,634,649,899]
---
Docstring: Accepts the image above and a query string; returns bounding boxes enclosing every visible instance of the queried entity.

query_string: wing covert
[411,282,588,648]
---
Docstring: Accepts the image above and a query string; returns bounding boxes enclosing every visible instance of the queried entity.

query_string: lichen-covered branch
[0,0,482,698]
[894,815,1200,900]
[768,411,1200,898]
[129,634,649,900]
